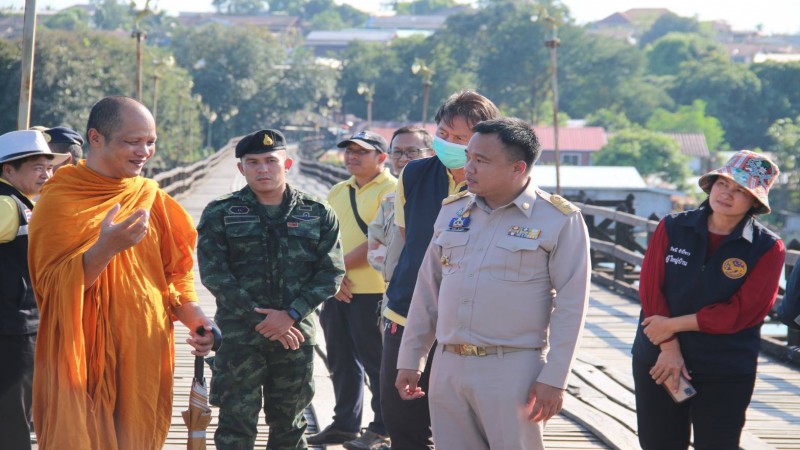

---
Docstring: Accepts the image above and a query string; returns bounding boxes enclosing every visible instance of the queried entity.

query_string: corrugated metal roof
[665,133,710,157]
[533,127,608,152]
[531,166,647,190]
[305,29,397,44]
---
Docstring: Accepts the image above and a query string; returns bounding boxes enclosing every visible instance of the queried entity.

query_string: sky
[3,0,799,34]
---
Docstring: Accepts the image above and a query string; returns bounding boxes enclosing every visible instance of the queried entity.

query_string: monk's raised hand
[99,204,149,254]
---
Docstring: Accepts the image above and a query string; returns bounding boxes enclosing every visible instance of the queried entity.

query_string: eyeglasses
[344,148,376,157]
[391,148,431,160]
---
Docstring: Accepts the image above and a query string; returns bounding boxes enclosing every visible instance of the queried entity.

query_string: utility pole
[17,0,37,130]
[132,0,153,101]
[543,14,562,195]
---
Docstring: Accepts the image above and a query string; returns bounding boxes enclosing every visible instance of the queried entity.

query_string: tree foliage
[394,0,460,15]
[594,127,690,187]
[645,33,726,76]
[639,12,702,47]
[212,0,267,15]
[645,100,726,151]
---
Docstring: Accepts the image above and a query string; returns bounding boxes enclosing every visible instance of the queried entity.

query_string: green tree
[639,12,702,47]
[670,59,764,149]
[0,38,21,133]
[645,99,726,151]
[585,108,632,132]
[42,7,91,31]
[212,0,267,14]
[766,116,800,213]
[594,127,690,187]
[645,33,726,76]
[171,24,335,148]
[91,0,130,30]
[394,0,459,15]
[752,61,800,129]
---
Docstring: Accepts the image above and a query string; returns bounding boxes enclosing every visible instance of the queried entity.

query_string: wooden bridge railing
[152,138,239,198]
[577,201,800,365]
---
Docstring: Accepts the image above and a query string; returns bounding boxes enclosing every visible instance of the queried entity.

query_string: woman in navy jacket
[632,150,785,450]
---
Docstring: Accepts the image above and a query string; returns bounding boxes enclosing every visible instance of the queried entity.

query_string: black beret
[235,129,287,158]
[42,126,84,146]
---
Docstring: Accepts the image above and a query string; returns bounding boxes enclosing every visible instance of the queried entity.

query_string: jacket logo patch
[722,258,747,279]
[228,206,250,215]
[24,208,32,221]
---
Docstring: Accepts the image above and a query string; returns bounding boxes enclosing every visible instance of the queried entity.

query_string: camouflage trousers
[209,342,315,450]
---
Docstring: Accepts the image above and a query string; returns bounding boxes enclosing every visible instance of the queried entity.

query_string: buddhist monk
[28,96,215,450]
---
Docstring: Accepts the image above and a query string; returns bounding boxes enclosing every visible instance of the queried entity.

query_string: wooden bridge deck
[162,147,800,449]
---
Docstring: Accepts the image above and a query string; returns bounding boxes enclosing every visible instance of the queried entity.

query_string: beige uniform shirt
[367,192,403,282]
[397,180,591,389]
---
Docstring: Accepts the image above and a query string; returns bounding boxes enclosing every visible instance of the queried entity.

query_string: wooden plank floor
[160,147,800,449]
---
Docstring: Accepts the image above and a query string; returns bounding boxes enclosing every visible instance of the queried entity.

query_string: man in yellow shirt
[0,130,68,450]
[309,131,397,450]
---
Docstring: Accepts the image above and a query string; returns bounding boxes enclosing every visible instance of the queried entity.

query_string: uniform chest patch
[291,211,319,221]
[722,258,747,279]
[24,208,32,221]
[228,205,250,215]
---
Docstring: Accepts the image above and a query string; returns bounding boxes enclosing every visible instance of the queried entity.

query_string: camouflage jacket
[197,184,344,345]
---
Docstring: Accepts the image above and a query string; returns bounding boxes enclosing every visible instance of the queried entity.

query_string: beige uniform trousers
[429,346,546,450]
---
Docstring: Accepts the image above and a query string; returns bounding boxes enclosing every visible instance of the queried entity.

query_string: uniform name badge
[447,206,472,232]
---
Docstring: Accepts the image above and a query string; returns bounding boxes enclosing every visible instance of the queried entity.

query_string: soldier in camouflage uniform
[198,129,345,450]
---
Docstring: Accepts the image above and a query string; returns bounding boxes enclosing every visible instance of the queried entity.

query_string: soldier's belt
[442,344,542,357]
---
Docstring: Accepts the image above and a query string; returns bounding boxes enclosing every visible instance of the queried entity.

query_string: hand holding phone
[664,373,696,403]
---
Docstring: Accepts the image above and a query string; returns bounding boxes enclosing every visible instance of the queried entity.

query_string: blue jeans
[320,294,386,435]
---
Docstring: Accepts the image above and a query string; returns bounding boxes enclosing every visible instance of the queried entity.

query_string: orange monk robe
[28,161,199,450]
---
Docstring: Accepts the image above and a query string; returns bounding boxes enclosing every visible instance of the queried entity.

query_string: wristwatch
[286,307,302,323]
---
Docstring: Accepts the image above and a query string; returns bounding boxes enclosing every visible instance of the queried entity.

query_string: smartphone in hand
[664,374,697,403]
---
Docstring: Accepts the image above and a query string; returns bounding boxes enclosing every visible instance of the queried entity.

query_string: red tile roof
[532,127,608,152]
[665,133,710,157]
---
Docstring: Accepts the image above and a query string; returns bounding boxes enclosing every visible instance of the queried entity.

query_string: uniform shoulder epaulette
[214,192,235,202]
[541,192,580,215]
[441,190,471,206]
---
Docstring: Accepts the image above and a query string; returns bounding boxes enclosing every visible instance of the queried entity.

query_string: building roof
[531,165,647,190]
[365,15,447,31]
[533,127,608,152]
[176,12,300,34]
[305,29,397,46]
[665,133,710,157]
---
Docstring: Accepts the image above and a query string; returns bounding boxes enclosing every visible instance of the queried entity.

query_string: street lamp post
[357,82,374,129]
[131,0,153,101]
[411,60,434,126]
[543,14,562,195]
[17,0,37,130]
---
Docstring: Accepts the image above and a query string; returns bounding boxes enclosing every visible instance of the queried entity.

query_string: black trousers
[379,321,436,449]
[319,294,386,434]
[633,357,756,450]
[0,333,36,450]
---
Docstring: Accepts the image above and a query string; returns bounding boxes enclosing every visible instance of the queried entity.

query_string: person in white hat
[0,129,69,450]
[632,150,785,449]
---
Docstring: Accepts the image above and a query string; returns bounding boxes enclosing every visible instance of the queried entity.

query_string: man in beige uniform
[395,117,591,450]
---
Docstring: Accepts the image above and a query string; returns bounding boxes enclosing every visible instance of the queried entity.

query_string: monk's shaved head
[87,96,150,140]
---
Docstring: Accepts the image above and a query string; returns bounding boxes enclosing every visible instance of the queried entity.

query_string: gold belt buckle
[456,344,486,356]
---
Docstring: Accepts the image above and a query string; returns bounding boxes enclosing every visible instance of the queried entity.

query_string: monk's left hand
[187,320,215,356]
[642,315,674,345]
[527,382,564,423]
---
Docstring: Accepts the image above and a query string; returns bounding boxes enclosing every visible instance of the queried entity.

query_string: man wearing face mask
[380,90,500,449]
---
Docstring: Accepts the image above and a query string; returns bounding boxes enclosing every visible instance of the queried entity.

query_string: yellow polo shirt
[0,178,25,244]
[328,169,397,294]
[394,166,467,228]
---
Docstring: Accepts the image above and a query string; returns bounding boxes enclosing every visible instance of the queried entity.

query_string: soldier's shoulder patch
[539,192,580,215]
[441,190,471,206]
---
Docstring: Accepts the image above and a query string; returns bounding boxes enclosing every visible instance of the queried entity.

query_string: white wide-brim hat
[0,130,71,166]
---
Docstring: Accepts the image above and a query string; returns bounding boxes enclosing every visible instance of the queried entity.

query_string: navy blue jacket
[632,206,780,375]
[385,157,454,320]
[0,182,37,335]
